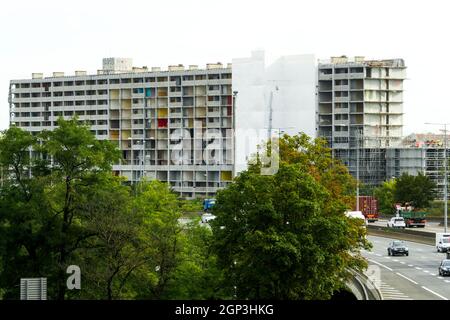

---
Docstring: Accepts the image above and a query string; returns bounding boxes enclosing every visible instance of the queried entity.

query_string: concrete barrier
[347,269,383,300]
[367,225,435,246]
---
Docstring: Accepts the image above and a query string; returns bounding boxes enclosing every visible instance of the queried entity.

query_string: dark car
[439,259,450,276]
[387,240,409,256]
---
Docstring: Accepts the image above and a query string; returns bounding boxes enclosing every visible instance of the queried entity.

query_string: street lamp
[232,91,238,178]
[356,128,362,212]
[425,122,449,233]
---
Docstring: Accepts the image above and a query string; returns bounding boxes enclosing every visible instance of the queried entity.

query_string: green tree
[0,127,53,299]
[72,175,144,300]
[374,179,397,215]
[131,180,184,299]
[0,118,122,299]
[164,221,230,299]
[211,133,370,300]
[394,172,436,209]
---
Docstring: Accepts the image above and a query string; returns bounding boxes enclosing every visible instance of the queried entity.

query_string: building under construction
[317,56,406,186]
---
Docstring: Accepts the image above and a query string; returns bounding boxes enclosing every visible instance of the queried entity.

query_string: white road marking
[375,253,382,257]
[400,262,406,264]
[396,272,418,285]
[375,280,412,300]
[445,280,450,283]
[423,270,430,273]
[438,277,444,280]
[393,259,399,262]
[421,286,448,300]
[369,259,393,271]
[408,265,414,267]
[384,257,391,260]
[415,267,422,270]
[431,273,437,276]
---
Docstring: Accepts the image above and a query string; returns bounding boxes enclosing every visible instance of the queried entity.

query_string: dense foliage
[211,133,371,299]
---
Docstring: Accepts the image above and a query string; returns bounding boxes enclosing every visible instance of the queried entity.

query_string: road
[363,235,450,300]
[371,219,445,233]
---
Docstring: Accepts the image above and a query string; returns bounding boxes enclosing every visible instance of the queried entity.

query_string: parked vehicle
[399,210,427,228]
[357,196,379,222]
[436,233,450,253]
[438,259,450,276]
[387,217,406,229]
[201,213,216,224]
[387,240,409,256]
[203,199,216,212]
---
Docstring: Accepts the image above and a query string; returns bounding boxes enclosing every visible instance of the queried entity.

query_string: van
[436,233,450,252]
[345,211,368,226]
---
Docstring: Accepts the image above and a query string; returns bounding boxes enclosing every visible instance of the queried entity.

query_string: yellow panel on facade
[121,130,131,140]
[110,130,119,140]
[158,108,168,117]
[121,99,131,109]
[221,171,232,181]
[110,89,120,100]
[158,88,168,97]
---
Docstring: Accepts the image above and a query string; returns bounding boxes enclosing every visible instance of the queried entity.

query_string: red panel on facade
[158,119,168,128]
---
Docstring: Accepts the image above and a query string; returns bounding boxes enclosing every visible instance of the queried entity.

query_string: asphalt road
[363,235,450,300]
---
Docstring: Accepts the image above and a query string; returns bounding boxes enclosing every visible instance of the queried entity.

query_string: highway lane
[363,235,450,300]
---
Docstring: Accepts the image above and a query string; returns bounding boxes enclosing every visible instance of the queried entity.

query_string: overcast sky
[1,0,449,135]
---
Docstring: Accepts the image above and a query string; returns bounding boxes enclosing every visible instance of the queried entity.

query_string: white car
[387,217,406,229]
[201,213,216,224]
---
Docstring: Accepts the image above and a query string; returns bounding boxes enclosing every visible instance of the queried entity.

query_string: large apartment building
[9,58,234,198]
[316,56,406,186]
[9,52,317,198]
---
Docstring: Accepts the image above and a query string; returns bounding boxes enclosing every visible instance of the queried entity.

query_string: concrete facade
[9,52,317,198]
[317,56,406,186]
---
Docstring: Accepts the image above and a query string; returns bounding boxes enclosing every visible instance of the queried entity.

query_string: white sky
[1,0,449,134]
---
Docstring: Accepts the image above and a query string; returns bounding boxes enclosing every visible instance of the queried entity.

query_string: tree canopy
[394,172,436,209]
[211,133,370,299]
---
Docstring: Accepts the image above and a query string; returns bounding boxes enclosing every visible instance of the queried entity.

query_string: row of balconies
[318,73,365,81]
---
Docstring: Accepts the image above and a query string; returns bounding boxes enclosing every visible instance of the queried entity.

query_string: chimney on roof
[32,73,43,79]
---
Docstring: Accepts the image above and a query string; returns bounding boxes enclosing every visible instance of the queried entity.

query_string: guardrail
[347,269,383,300]
[367,225,435,246]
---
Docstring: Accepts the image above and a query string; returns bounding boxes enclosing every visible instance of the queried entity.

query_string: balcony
[334,85,349,91]
[207,89,221,96]
[207,101,221,107]
[318,74,332,80]
[349,72,365,79]
[334,73,350,80]
[333,131,349,137]
[169,91,182,98]
[334,97,349,103]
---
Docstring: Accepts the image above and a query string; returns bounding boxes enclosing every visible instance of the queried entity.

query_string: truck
[354,196,379,222]
[203,198,216,212]
[398,210,427,228]
[436,233,450,252]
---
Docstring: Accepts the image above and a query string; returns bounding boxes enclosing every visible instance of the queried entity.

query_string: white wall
[232,50,316,175]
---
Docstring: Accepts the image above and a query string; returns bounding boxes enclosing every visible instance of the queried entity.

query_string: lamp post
[425,122,449,233]
[128,137,134,186]
[356,128,361,212]
[232,91,238,178]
